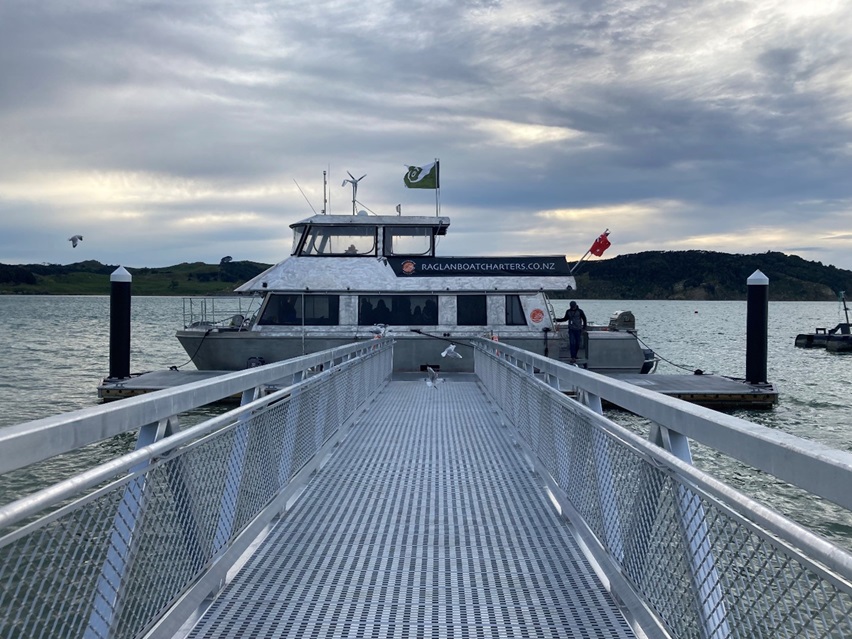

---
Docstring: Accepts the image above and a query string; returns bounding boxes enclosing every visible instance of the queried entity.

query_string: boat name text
[387,257,571,277]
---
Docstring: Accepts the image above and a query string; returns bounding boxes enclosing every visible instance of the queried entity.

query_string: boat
[176,212,655,374]
[794,291,852,352]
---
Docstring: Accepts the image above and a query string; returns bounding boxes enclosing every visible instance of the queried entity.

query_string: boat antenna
[342,171,366,215]
[322,170,327,215]
[293,179,317,215]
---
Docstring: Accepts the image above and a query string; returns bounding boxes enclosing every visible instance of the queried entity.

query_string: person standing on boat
[556,301,587,362]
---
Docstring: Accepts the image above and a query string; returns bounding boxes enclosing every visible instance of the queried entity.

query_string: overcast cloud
[1,0,851,271]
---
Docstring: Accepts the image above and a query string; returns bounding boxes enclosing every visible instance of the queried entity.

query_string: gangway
[1,339,850,638]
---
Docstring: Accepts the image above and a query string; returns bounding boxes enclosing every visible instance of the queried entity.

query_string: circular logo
[530,308,544,323]
[401,260,416,274]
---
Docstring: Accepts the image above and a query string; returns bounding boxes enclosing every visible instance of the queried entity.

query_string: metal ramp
[6,339,849,639]
[184,378,635,638]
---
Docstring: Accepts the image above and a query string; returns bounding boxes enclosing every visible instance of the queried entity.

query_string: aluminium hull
[176,327,650,375]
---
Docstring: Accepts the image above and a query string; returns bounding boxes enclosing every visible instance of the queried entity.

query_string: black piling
[746,270,769,384]
[109,266,132,380]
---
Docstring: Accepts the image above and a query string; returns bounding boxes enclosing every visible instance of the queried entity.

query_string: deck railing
[0,340,393,639]
[181,296,260,330]
[473,337,852,639]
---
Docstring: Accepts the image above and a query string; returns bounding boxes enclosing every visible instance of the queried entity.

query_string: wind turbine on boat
[342,171,366,215]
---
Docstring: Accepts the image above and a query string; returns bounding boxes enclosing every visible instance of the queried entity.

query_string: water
[0,296,189,425]
[0,295,851,541]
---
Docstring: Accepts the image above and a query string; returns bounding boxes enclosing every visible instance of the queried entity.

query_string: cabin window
[258,294,339,326]
[290,226,304,255]
[384,226,433,256]
[359,295,438,325]
[505,295,527,326]
[457,295,487,325]
[303,295,340,325]
[301,226,377,256]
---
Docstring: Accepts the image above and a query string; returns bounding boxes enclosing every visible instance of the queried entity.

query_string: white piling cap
[747,269,769,286]
[110,266,132,282]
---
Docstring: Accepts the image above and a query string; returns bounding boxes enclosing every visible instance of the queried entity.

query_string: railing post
[85,417,177,638]
[656,426,730,639]
[585,391,625,562]
[212,388,259,554]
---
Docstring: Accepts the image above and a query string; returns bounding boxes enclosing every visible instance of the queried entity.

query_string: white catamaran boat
[176,213,655,374]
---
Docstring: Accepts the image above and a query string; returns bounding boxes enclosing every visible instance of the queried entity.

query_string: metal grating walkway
[184,378,636,639]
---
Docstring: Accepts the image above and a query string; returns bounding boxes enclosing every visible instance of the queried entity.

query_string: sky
[2,0,852,272]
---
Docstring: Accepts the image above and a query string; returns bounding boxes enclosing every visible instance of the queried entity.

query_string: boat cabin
[236,214,577,336]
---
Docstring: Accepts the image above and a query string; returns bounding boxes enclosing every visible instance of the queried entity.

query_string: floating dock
[609,373,777,409]
[98,370,237,401]
[99,368,777,409]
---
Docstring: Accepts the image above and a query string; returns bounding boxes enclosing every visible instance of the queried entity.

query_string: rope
[170,328,213,370]
[632,333,708,375]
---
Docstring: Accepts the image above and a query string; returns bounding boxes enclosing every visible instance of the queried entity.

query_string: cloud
[0,0,851,271]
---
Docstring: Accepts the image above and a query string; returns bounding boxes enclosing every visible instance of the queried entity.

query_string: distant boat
[794,291,852,352]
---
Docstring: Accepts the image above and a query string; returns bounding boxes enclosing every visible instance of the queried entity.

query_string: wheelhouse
[290,215,448,258]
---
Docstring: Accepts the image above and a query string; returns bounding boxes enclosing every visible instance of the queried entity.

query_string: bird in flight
[441,344,462,359]
[68,235,83,248]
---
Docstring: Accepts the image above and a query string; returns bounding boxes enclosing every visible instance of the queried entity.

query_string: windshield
[384,226,433,256]
[301,226,377,256]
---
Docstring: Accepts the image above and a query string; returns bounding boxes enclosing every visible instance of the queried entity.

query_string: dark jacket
[557,307,587,330]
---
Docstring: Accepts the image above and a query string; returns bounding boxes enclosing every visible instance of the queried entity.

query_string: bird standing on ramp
[425,366,445,388]
[68,235,83,248]
[370,324,388,338]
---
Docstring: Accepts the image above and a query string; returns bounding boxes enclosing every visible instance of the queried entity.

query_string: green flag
[404,161,439,189]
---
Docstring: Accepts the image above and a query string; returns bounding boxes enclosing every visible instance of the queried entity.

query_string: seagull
[441,344,462,359]
[68,235,83,248]
[425,366,444,388]
[370,323,390,337]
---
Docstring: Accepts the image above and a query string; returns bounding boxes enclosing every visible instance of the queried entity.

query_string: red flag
[589,231,611,257]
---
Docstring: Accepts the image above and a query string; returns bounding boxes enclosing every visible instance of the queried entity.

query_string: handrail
[0,339,394,639]
[471,337,852,512]
[473,341,852,639]
[0,339,393,475]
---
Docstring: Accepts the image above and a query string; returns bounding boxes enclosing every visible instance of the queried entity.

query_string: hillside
[0,260,271,296]
[570,251,852,301]
[1,251,850,300]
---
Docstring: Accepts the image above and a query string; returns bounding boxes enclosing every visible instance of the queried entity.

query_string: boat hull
[794,333,830,348]
[825,335,852,352]
[176,328,651,375]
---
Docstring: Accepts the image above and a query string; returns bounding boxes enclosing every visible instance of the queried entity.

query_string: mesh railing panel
[0,346,391,639]
[475,349,852,639]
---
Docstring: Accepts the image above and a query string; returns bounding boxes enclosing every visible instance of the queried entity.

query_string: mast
[322,170,327,215]
[435,158,441,217]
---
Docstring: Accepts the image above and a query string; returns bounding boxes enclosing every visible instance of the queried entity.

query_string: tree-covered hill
[571,251,852,300]
[0,260,272,295]
[1,251,850,300]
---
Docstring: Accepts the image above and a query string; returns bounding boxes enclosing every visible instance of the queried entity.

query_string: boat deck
[181,378,636,638]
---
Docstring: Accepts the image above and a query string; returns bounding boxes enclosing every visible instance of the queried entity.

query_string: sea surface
[0,295,851,544]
